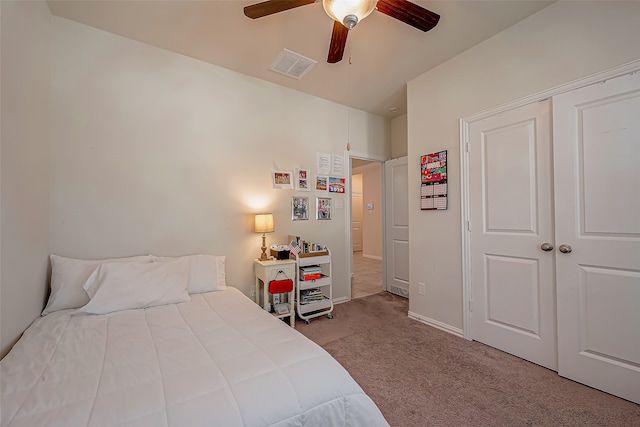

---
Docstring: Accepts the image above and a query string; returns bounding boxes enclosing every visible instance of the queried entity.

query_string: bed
[1,254,388,427]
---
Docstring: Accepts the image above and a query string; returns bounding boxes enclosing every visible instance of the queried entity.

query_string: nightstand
[254,258,296,327]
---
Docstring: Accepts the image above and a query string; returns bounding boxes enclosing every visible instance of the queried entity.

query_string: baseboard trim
[362,254,383,261]
[333,296,349,305]
[389,286,409,298]
[408,311,464,338]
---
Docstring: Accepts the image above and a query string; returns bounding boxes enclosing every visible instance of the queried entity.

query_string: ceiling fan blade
[375,0,440,32]
[327,21,349,63]
[244,0,316,19]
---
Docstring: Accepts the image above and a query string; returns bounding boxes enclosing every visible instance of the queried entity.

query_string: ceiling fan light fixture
[342,14,358,29]
[323,0,378,29]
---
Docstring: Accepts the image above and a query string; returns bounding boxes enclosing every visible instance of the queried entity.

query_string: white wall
[0,1,51,358]
[407,1,640,331]
[50,17,388,305]
[390,114,407,159]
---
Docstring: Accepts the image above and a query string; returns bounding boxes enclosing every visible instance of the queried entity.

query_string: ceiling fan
[244,0,440,63]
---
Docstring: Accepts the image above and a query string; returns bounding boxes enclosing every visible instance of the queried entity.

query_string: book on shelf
[274,303,290,315]
[300,266,322,280]
[301,288,322,297]
[299,297,328,305]
[288,235,327,255]
[298,290,328,304]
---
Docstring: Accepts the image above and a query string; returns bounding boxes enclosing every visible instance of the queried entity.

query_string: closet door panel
[469,100,557,370]
[553,71,640,404]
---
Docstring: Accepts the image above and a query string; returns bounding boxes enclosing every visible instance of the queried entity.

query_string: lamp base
[259,233,269,261]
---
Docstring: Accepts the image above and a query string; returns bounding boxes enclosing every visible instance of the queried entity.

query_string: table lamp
[254,213,274,261]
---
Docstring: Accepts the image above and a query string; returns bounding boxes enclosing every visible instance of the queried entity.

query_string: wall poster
[328,177,345,193]
[420,150,447,210]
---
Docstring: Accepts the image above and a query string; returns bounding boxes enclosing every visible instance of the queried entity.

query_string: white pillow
[150,254,226,294]
[43,254,153,315]
[76,258,190,315]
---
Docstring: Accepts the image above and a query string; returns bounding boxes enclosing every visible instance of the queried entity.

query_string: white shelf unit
[295,250,334,324]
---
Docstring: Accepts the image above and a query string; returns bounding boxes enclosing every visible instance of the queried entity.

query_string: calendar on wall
[420,150,447,210]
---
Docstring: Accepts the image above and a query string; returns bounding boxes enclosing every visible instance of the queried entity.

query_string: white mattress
[1,288,388,426]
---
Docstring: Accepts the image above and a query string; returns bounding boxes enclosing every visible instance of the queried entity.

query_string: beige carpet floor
[295,291,640,427]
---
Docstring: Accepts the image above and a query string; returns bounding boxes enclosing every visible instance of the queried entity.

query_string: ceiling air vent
[269,49,317,80]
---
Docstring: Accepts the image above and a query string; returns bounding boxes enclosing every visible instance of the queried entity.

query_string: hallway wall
[352,162,382,259]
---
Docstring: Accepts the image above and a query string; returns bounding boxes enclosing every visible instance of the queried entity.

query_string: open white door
[384,157,409,297]
[553,72,640,404]
[468,100,557,370]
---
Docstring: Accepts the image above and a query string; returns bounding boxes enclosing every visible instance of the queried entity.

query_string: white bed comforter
[1,288,388,427]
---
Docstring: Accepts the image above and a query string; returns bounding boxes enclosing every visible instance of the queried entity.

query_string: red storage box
[269,279,293,294]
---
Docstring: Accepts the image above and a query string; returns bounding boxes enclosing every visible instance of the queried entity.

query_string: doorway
[351,158,384,299]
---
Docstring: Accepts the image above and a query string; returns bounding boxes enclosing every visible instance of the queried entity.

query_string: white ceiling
[47,0,554,118]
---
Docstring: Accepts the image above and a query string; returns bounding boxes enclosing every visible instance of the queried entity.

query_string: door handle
[559,244,572,254]
[540,243,554,252]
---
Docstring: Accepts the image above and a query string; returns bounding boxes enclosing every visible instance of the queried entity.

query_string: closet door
[553,72,640,404]
[469,100,557,370]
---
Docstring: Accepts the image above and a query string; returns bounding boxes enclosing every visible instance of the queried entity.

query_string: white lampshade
[254,213,274,233]
[323,0,378,29]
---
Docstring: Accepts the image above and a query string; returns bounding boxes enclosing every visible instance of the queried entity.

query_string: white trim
[349,151,386,163]
[333,296,350,305]
[381,159,388,294]
[362,254,383,261]
[345,150,353,301]
[459,59,640,342]
[408,311,464,338]
[459,118,472,341]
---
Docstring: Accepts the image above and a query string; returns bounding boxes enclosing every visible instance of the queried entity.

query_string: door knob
[540,243,554,252]
[559,244,572,254]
